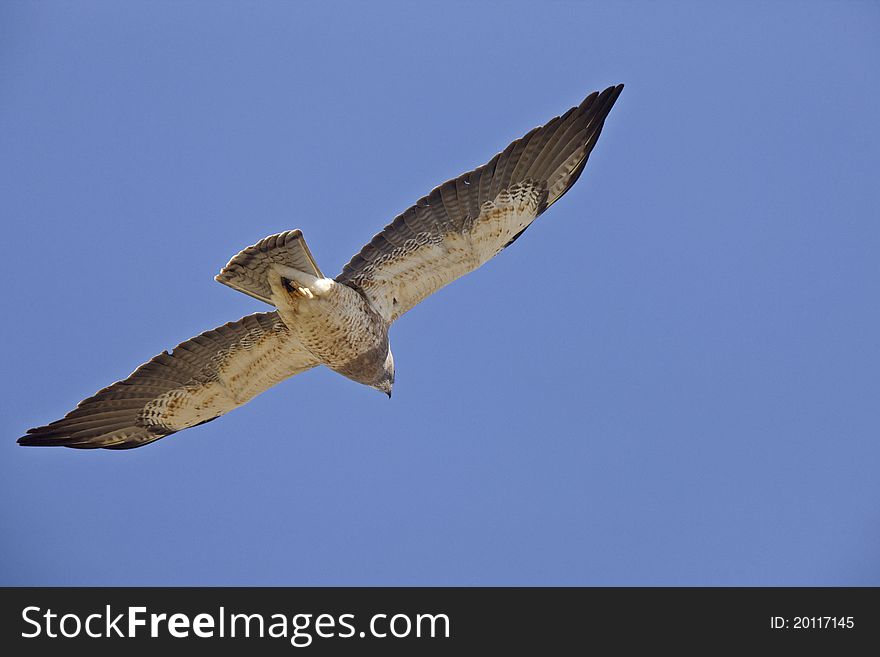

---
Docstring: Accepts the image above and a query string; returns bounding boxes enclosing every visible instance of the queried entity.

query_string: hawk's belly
[274,280,389,386]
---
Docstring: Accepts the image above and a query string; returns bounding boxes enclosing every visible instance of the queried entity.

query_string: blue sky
[1,1,878,585]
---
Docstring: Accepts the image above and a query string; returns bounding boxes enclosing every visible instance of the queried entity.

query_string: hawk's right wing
[337,84,623,323]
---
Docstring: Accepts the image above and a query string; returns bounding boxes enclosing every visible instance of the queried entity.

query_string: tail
[215,230,324,305]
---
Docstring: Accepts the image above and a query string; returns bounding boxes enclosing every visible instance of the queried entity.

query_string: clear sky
[1,1,878,585]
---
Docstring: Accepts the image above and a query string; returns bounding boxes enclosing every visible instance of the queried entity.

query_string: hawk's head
[374,348,395,398]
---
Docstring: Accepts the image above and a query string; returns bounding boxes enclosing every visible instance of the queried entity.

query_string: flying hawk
[19,84,623,449]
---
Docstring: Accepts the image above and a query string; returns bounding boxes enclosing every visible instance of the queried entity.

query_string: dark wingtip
[17,432,86,448]
[603,83,624,106]
[16,422,172,450]
[19,425,49,446]
[19,430,84,448]
[18,437,101,449]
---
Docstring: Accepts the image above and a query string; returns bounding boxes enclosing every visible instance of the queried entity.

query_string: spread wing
[19,312,318,449]
[337,84,623,322]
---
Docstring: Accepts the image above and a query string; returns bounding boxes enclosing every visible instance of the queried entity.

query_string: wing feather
[337,84,623,322]
[19,312,318,449]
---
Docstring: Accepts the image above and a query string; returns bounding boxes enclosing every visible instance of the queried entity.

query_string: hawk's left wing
[337,84,623,323]
[19,312,318,449]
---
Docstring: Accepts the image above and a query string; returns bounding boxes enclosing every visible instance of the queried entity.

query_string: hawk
[19,84,623,449]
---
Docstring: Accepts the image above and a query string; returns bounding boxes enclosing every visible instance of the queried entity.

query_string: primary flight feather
[20,84,623,449]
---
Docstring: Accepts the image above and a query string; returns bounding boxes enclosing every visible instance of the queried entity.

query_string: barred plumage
[20,85,623,449]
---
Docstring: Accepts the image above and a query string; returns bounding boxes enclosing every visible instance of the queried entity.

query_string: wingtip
[17,435,107,449]
[610,83,624,105]
[606,83,624,98]
[596,83,625,114]
[19,424,69,447]
[18,424,43,445]
[17,425,168,449]
[18,432,61,447]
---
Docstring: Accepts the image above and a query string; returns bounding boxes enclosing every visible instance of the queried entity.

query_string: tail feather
[215,230,323,305]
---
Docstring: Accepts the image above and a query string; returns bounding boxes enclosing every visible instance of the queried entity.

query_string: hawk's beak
[385,390,392,399]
